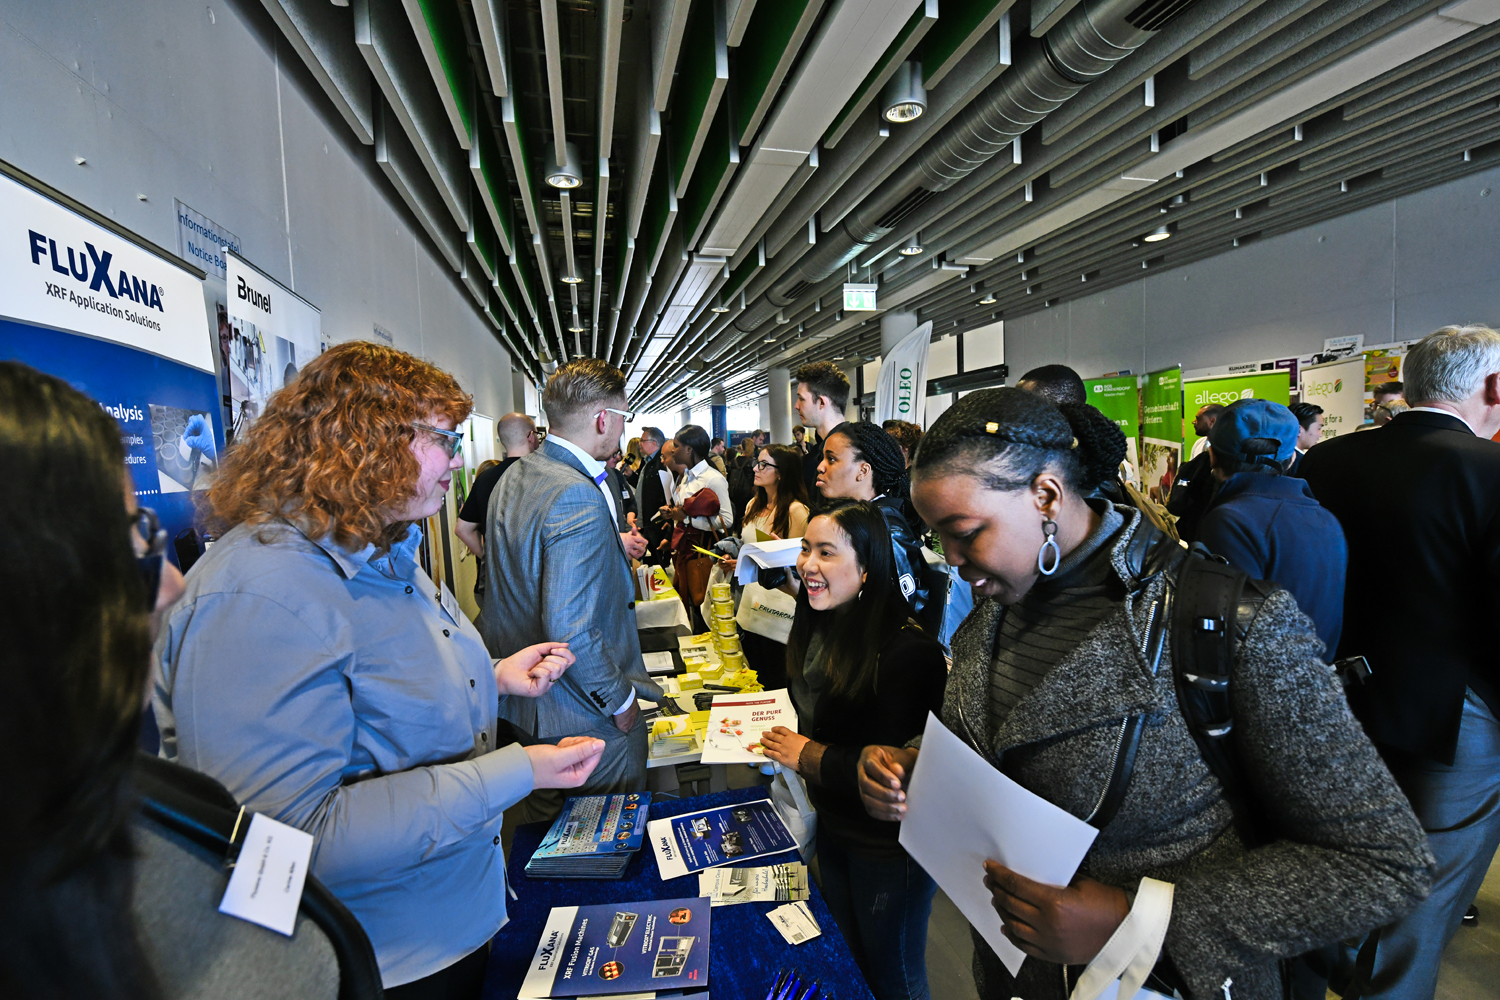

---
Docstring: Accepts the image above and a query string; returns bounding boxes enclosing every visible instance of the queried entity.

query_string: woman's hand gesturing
[495,642,575,697]
[857,745,918,821]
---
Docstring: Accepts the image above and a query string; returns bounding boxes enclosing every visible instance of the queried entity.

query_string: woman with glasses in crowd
[856,388,1432,1000]
[815,421,941,633]
[152,341,606,1000]
[723,443,809,689]
[759,501,946,1000]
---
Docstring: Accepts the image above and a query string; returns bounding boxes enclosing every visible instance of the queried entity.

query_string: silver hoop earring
[1037,519,1061,576]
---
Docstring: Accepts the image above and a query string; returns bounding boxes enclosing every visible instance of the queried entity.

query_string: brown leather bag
[673,489,724,607]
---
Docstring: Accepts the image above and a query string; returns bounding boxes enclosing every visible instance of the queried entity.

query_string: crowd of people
[5,325,1499,1000]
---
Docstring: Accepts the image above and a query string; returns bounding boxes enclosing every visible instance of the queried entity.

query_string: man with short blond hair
[483,358,661,808]
[1302,325,1500,1000]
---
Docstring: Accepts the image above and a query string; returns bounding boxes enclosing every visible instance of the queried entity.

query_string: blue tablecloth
[483,787,873,1000]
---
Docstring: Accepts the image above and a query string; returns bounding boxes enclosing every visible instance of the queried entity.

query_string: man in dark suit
[1300,325,1500,1000]
[635,426,670,564]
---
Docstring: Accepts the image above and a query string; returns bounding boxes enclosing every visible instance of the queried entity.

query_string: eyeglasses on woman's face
[752,459,778,471]
[133,506,168,610]
[414,422,464,458]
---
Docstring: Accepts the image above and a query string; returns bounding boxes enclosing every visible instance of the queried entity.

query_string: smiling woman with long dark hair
[758,501,946,1000]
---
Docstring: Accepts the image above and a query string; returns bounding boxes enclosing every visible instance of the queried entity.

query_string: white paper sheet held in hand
[898,712,1100,976]
[734,537,803,585]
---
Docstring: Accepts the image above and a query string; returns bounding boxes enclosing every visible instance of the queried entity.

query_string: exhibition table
[482,787,873,1000]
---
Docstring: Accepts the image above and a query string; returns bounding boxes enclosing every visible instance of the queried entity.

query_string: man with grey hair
[1301,324,1500,1000]
[482,359,662,813]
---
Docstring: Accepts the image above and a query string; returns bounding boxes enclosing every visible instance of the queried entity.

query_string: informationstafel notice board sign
[0,169,221,562]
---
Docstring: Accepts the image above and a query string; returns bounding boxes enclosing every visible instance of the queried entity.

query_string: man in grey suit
[481,358,660,817]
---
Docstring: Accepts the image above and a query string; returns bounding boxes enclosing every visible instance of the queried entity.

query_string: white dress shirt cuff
[613,690,637,715]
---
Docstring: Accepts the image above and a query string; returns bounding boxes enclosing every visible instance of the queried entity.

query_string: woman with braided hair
[854,387,1431,1000]
[815,420,943,632]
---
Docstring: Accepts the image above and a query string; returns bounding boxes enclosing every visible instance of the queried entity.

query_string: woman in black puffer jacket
[814,420,942,633]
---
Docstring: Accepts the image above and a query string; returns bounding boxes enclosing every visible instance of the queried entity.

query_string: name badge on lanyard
[437,581,463,626]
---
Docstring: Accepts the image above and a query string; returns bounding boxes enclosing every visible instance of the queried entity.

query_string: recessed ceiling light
[881,61,926,123]
[979,294,997,304]
[568,325,586,333]
[763,335,778,343]
[1142,223,1173,243]
[543,141,583,189]
[898,234,924,256]
[710,304,730,313]
[560,274,583,284]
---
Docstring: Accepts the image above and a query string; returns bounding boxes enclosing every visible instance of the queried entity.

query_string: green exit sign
[843,283,878,311]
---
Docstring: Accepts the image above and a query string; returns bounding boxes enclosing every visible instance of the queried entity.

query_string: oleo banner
[1182,370,1291,457]
[1300,355,1365,440]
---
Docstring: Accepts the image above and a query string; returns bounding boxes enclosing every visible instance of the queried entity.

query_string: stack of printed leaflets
[525,793,652,880]
[519,897,710,998]
[649,797,800,879]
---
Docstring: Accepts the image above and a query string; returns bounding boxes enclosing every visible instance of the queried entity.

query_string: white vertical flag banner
[874,321,933,426]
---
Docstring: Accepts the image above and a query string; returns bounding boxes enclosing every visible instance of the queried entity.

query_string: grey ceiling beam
[471,0,510,97]
[539,0,569,163]
[373,95,463,271]
[259,0,373,143]
[651,0,694,112]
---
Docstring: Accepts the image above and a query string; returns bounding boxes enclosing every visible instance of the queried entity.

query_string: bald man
[456,412,537,557]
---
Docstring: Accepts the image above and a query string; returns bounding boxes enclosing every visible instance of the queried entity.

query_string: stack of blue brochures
[525,792,652,880]
[519,897,710,997]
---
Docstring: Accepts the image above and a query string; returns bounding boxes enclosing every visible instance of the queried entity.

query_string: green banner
[1086,376,1140,486]
[1182,370,1292,456]
[1139,368,1182,504]
[1085,376,1140,439]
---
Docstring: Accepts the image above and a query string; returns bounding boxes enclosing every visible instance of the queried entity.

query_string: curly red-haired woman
[152,341,603,999]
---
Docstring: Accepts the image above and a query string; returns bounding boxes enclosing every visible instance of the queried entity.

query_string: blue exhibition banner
[0,318,222,561]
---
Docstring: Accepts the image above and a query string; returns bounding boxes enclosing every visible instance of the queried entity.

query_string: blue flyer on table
[525,792,654,879]
[648,798,799,879]
[519,896,710,997]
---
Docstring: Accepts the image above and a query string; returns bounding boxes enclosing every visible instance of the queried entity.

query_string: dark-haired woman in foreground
[758,502,946,1000]
[857,388,1432,1000]
[0,361,186,998]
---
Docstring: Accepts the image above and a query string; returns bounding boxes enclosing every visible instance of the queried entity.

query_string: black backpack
[1088,541,1273,844]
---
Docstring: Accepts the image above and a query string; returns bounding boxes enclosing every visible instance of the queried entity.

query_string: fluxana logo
[1193,387,1255,406]
[657,835,675,861]
[535,928,562,971]
[28,229,166,314]
[237,275,272,315]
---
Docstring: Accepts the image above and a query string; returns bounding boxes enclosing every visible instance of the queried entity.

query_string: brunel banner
[874,321,934,426]
[0,170,221,559]
[224,250,322,435]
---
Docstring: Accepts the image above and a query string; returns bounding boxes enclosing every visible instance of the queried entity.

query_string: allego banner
[0,170,221,555]
[1182,370,1291,456]
[873,321,934,426]
[224,250,322,435]
[1139,367,1182,505]
[1300,356,1365,441]
[1085,375,1140,486]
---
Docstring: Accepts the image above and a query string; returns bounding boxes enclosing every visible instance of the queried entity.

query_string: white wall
[1003,165,1500,382]
[0,0,516,416]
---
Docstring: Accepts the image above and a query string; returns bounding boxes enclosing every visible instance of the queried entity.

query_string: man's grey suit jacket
[480,438,663,738]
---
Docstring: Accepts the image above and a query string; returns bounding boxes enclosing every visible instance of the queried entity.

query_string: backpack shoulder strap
[1169,544,1274,844]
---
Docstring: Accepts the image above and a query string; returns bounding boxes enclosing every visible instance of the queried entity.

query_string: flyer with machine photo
[649,799,799,880]
[519,897,710,997]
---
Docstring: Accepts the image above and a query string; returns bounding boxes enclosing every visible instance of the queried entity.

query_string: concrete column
[841,364,861,422]
[710,387,728,443]
[768,367,793,445]
[757,394,771,433]
[881,311,920,355]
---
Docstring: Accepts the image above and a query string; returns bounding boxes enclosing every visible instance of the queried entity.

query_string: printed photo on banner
[224,251,322,437]
[1139,367,1182,504]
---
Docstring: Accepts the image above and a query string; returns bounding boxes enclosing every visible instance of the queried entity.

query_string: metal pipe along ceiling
[716,0,1181,355]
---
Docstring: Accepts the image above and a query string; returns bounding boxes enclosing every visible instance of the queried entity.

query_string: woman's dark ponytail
[1057,402,1127,493]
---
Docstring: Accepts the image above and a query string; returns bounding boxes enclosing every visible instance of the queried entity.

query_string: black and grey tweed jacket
[940,506,1432,1000]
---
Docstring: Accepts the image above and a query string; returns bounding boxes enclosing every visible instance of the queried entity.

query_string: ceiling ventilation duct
[723,0,1195,341]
